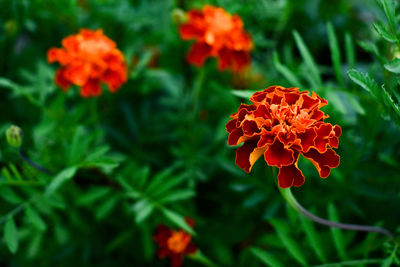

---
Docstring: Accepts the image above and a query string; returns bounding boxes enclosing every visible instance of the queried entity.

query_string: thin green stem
[19,149,52,175]
[191,67,206,117]
[88,98,100,124]
[279,187,394,238]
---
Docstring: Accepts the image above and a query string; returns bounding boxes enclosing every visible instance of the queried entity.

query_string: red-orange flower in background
[226,86,341,188]
[47,29,127,97]
[179,5,252,72]
[153,218,197,267]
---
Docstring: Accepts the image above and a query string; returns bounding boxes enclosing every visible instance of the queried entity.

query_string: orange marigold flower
[47,29,127,98]
[179,5,252,72]
[153,218,197,267]
[226,86,342,188]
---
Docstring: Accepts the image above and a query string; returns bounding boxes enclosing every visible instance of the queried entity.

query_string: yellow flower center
[167,231,191,253]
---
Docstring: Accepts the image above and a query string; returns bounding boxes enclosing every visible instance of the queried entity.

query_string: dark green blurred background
[0,0,399,266]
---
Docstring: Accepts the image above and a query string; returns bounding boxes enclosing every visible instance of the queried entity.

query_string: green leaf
[105,230,133,254]
[0,77,18,89]
[0,187,23,204]
[328,203,348,260]
[45,167,77,195]
[159,190,196,204]
[299,214,327,263]
[346,92,366,115]
[55,224,69,245]
[326,91,347,114]
[379,0,397,38]
[373,22,397,43]
[381,245,398,267]
[25,205,46,231]
[152,174,187,197]
[249,247,284,267]
[327,22,343,87]
[146,166,178,194]
[133,199,155,223]
[273,52,303,87]
[345,32,355,69]
[231,90,256,99]
[348,69,380,99]
[134,165,151,189]
[160,207,195,235]
[4,217,18,254]
[8,163,23,181]
[384,58,400,73]
[0,77,41,107]
[121,103,138,138]
[130,50,154,79]
[68,126,88,164]
[358,41,382,60]
[2,167,13,182]
[293,30,322,88]
[27,232,43,258]
[382,85,400,117]
[84,146,110,162]
[95,196,119,220]
[270,219,307,266]
[76,187,111,205]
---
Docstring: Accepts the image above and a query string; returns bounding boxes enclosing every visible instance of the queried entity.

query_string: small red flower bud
[153,218,197,267]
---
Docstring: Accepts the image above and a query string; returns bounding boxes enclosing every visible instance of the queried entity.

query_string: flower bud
[171,8,188,25]
[4,20,18,37]
[6,125,23,148]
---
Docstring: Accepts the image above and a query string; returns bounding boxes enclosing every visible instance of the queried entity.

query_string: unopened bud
[4,20,18,37]
[172,8,188,25]
[6,125,23,148]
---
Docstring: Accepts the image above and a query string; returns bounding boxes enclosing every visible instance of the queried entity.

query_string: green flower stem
[89,98,99,124]
[191,67,206,116]
[279,187,394,238]
[189,251,221,267]
[19,149,52,175]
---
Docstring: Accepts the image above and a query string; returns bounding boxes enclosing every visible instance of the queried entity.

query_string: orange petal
[179,24,204,40]
[277,163,305,188]
[236,140,265,173]
[54,68,71,90]
[302,148,340,178]
[186,42,212,67]
[264,139,295,167]
[297,128,317,153]
[47,48,70,64]
[80,80,102,98]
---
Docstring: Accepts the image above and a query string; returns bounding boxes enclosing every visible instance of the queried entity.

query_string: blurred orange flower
[47,29,127,97]
[153,218,197,267]
[179,5,252,72]
[226,86,341,188]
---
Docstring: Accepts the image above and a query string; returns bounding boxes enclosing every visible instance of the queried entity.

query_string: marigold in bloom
[179,5,252,72]
[226,86,342,188]
[47,29,127,97]
[153,218,197,267]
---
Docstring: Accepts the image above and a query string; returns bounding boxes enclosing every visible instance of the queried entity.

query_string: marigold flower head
[226,86,341,188]
[179,5,252,72]
[153,218,197,267]
[47,29,127,98]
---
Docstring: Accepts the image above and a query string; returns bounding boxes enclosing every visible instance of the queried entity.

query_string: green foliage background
[0,0,400,266]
